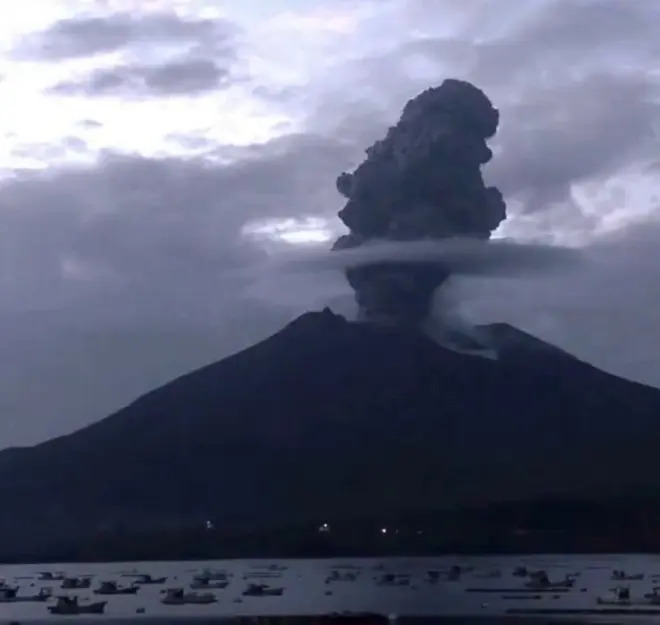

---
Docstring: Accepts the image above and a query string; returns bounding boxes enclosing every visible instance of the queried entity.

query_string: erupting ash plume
[333,78,506,325]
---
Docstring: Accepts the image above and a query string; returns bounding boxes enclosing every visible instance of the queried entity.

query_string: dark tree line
[5,494,660,563]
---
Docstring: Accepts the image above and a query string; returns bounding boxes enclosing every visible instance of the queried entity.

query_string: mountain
[2,309,660,558]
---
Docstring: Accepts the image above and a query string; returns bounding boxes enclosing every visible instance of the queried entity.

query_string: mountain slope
[2,309,660,555]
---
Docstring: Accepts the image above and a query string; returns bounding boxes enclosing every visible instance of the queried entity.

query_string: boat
[425,570,441,583]
[376,574,410,587]
[243,572,282,580]
[525,573,575,589]
[597,586,631,606]
[596,587,660,607]
[513,566,544,578]
[36,571,66,581]
[94,580,140,595]
[61,576,92,589]
[242,583,284,597]
[194,569,230,582]
[644,590,660,605]
[0,587,52,603]
[424,567,462,582]
[596,596,631,606]
[161,588,217,605]
[0,587,18,602]
[133,574,167,584]
[474,569,502,579]
[327,571,358,583]
[251,564,287,572]
[48,596,107,615]
[611,570,645,581]
[190,578,229,590]
[446,565,462,581]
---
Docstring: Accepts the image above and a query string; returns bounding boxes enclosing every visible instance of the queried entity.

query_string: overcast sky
[0,0,659,448]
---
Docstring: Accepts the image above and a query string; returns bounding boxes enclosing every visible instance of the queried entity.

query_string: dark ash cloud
[352,1,660,217]
[49,58,236,97]
[14,11,237,61]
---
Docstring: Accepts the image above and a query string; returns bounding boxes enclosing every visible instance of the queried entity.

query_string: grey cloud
[166,133,216,151]
[403,0,660,78]
[49,57,235,97]
[77,119,103,129]
[252,85,302,105]
[9,136,90,163]
[470,0,660,86]
[0,131,359,446]
[487,73,660,212]
[15,11,236,61]
[0,134,357,314]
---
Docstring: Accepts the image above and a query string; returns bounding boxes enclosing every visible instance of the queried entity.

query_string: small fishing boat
[0,587,18,602]
[644,590,660,605]
[190,578,229,590]
[611,570,645,581]
[243,572,282,580]
[327,571,358,582]
[525,573,575,589]
[0,587,51,603]
[161,588,217,605]
[376,573,410,587]
[250,563,287,572]
[425,570,442,583]
[513,566,544,578]
[263,564,287,571]
[474,569,502,579]
[94,580,139,595]
[425,567,462,583]
[194,569,230,582]
[48,596,107,615]
[61,576,91,589]
[36,571,66,581]
[242,583,284,597]
[133,574,167,585]
[597,586,631,606]
[446,565,462,581]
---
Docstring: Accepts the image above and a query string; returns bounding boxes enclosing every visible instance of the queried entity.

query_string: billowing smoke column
[332,79,507,325]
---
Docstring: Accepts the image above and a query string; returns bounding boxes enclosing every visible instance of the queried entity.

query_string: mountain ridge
[1,309,660,558]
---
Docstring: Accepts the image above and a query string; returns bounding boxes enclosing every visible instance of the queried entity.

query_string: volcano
[1,309,660,558]
[1,78,656,561]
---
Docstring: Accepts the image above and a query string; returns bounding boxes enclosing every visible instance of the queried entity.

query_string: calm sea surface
[2,555,660,622]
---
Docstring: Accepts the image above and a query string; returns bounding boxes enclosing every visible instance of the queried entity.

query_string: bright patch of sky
[0,0,400,170]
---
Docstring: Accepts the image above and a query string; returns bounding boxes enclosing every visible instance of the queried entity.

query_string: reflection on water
[1,554,660,621]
